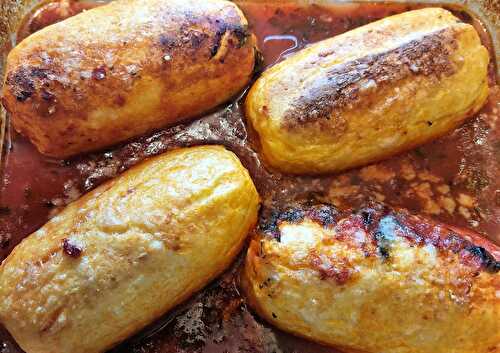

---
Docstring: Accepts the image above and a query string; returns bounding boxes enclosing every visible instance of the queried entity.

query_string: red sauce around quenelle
[0,1,498,352]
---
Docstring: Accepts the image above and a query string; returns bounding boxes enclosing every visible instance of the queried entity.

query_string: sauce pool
[0,1,498,352]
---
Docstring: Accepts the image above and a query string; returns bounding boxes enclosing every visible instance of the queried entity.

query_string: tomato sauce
[0,1,498,352]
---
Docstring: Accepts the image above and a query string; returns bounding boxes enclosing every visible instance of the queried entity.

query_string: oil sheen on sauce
[0,1,498,352]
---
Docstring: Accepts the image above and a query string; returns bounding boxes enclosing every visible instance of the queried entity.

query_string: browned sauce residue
[0,1,498,353]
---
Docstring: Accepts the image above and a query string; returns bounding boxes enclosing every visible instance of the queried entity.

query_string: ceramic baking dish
[0,1,498,352]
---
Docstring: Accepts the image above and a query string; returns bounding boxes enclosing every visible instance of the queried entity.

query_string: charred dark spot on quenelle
[361,211,373,226]
[40,89,55,102]
[307,204,339,227]
[375,209,500,273]
[231,25,251,48]
[31,67,50,78]
[465,246,500,273]
[11,83,33,101]
[259,203,339,241]
[159,33,176,50]
[189,31,209,48]
[283,28,457,128]
[210,22,251,58]
[260,203,500,274]
[259,207,305,240]
[371,212,423,260]
[259,211,281,239]
[210,27,226,58]
[92,66,106,81]
[7,68,35,102]
[258,277,273,290]
[180,26,209,49]
[357,204,386,228]
[159,27,210,59]
[6,66,56,102]
[62,238,82,258]
[373,231,391,260]
[279,207,306,223]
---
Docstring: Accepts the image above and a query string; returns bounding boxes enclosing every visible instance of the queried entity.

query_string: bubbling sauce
[0,1,498,352]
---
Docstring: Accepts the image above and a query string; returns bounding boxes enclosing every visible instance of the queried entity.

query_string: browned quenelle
[246,8,489,174]
[0,146,260,353]
[2,0,257,158]
[242,203,500,353]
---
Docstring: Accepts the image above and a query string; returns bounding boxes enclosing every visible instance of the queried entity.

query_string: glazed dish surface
[0,1,498,353]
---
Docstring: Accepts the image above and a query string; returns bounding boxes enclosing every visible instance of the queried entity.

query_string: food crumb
[458,206,471,219]
[62,238,83,257]
[438,196,456,215]
[436,184,450,194]
[400,160,416,181]
[360,165,395,183]
[418,170,441,183]
[457,193,475,208]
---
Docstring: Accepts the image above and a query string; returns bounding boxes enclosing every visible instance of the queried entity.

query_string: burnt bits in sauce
[0,1,499,353]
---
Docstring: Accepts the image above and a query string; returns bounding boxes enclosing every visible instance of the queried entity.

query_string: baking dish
[0,0,498,352]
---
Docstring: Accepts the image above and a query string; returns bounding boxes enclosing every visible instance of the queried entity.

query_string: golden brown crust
[0,146,260,353]
[282,28,458,128]
[245,8,490,174]
[242,203,500,353]
[2,0,257,158]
